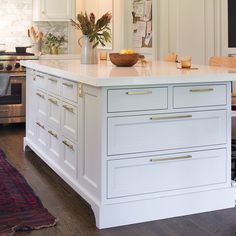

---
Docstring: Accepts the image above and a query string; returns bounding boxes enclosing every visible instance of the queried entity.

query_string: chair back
[209,56,236,68]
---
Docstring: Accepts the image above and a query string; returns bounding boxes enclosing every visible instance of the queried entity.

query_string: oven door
[0,75,26,123]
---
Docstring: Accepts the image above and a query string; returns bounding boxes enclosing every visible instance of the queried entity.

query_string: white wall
[0,0,70,53]
[158,0,228,65]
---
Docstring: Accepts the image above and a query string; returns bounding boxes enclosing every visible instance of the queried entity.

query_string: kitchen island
[22,59,236,228]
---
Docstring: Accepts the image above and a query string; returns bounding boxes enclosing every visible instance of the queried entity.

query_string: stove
[0,52,38,73]
[0,52,38,124]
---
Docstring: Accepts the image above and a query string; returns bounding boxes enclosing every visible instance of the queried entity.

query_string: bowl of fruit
[109,49,139,67]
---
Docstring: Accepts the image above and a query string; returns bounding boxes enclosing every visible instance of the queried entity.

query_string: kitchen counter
[23,59,236,229]
[22,59,236,87]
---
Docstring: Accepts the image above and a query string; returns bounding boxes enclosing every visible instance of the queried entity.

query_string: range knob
[6,64,13,71]
[15,62,21,69]
[0,63,4,70]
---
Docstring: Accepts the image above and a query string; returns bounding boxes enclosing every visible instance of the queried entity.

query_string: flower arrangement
[43,33,67,54]
[71,11,112,48]
[44,33,67,48]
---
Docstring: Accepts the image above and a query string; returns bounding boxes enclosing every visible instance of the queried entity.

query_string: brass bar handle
[36,74,44,79]
[62,104,74,113]
[62,140,74,150]
[48,98,58,105]
[150,155,192,163]
[48,130,58,139]
[36,121,45,129]
[36,92,45,99]
[126,91,152,95]
[189,88,214,92]
[48,78,57,83]
[150,114,192,121]
[62,82,73,88]
[78,83,83,98]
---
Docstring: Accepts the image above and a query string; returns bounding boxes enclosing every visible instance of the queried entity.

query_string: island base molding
[95,188,235,229]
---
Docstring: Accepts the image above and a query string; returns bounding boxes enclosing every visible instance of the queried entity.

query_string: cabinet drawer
[35,89,47,122]
[35,120,47,153]
[107,149,227,198]
[35,72,47,89]
[62,79,78,103]
[47,75,60,96]
[47,127,60,164]
[107,87,168,113]
[61,136,77,179]
[47,95,61,130]
[107,110,226,156]
[173,84,227,108]
[62,102,77,141]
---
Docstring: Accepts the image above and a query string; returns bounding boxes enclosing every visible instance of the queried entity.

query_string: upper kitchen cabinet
[33,0,75,21]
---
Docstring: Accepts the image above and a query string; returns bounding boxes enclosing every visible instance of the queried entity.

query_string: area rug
[0,150,57,236]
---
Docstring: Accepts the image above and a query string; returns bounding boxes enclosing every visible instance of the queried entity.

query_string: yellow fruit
[120,49,136,54]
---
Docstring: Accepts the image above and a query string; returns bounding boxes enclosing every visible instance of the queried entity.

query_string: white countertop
[21,59,236,87]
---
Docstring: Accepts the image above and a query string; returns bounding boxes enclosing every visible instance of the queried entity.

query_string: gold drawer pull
[48,98,58,105]
[36,121,45,129]
[150,115,192,121]
[189,88,214,92]
[62,82,73,88]
[62,104,74,113]
[48,78,57,83]
[37,74,44,79]
[48,130,58,138]
[150,155,192,162]
[62,140,74,150]
[126,91,152,95]
[36,92,45,99]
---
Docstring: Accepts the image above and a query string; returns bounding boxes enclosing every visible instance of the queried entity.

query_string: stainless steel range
[0,52,38,124]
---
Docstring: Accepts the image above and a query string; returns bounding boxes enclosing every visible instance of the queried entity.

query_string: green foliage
[71,11,112,48]
[44,33,67,48]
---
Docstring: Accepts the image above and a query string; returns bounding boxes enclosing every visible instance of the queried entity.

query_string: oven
[0,52,38,124]
[0,73,26,123]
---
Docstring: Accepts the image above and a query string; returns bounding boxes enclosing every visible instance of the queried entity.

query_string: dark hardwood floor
[1,124,236,236]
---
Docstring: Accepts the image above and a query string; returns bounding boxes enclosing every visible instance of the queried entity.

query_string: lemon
[120,49,136,54]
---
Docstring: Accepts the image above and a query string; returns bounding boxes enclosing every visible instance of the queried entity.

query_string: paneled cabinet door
[35,89,47,122]
[61,136,77,179]
[61,101,77,142]
[33,0,75,21]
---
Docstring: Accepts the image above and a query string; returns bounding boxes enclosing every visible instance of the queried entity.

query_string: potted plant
[43,33,67,54]
[71,11,112,64]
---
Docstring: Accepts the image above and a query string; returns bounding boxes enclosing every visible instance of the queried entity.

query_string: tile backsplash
[0,0,69,53]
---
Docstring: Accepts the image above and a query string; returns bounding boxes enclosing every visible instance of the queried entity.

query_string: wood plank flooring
[1,123,236,236]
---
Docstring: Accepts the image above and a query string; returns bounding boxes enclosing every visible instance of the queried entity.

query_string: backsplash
[0,0,68,53]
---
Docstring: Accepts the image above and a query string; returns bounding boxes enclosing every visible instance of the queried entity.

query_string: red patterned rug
[0,150,57,236]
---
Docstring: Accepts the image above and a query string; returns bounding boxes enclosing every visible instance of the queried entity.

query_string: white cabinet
[61,136,77,179]
[24,68,233,229]
[33,0,75,21]
[61,101,77,141]
[35,89,47,122]
[48,128,60,164]
[35,120,47,153]
[48,95,61,131]
[107,87,168,112]
[108,110,227,156]
[107,149,227,198]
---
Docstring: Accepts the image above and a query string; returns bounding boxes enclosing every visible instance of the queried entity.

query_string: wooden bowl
[109,53,139,67]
